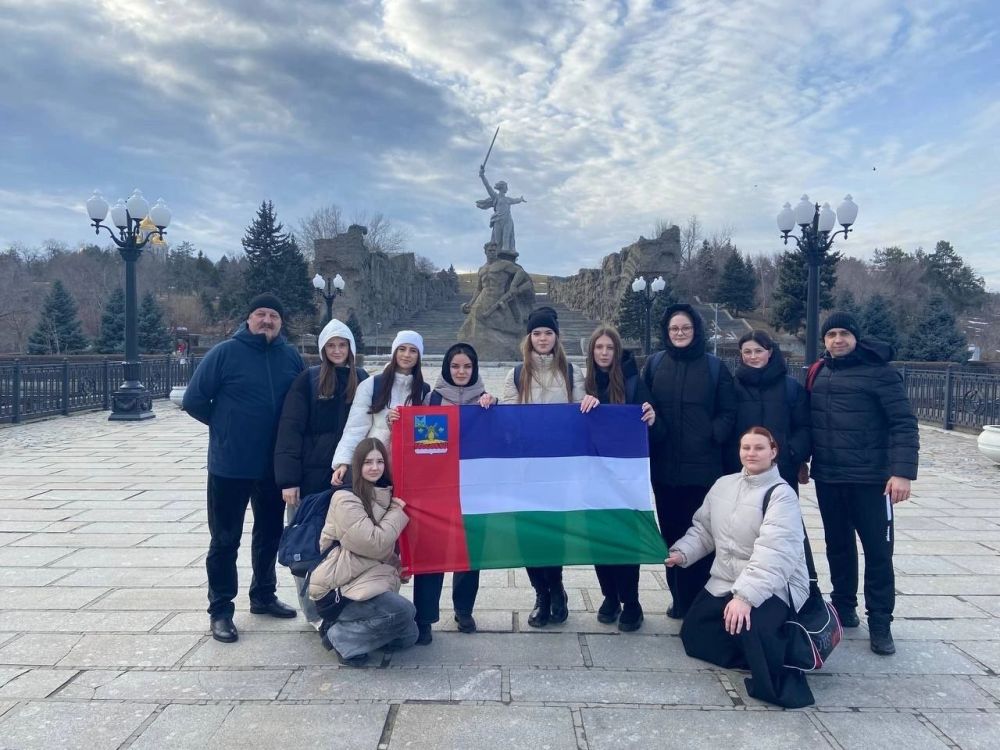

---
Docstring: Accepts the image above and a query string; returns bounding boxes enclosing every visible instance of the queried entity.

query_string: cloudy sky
[1,0,998,287]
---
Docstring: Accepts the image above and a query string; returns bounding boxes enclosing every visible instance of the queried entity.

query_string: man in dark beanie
[183,294,304,642]
[809,310,918,656]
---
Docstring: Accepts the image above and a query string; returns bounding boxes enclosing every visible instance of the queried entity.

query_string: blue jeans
[327,592,419,659]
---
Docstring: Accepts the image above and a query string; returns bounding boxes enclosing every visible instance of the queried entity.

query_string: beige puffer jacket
[501,352,586,404]
[670,465,809,610]
[308,486,409,602]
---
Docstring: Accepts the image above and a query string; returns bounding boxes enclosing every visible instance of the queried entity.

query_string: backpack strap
[785,377,798,411]
[308,365,321,402]
[428,390,443,406]
[643,351,666,390]
[805,360,825,393]
[513,363,523,391]
[706,353,721,389]
[761,483,785,516]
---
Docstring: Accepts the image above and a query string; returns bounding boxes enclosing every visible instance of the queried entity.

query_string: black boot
[618,602,644,632]
[836,606,860,628]
[528,591,551,628]
[210,617,238,643]
[416,623,433,645]
[454,613,477,633]
[597,596,621,624]
[869,622,896,655]
[549,586,569,624]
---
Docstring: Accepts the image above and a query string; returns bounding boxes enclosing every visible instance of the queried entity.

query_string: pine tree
[346,309,365,352]
[918,240,986,313]
[902,296,968,363]
[833,288,861,318]
[27,280,89,354]
[692,241,718,300]
[716,250,758,317]
[95,288,126,354]
[615,288,646,342]
[242,200,315,322]
[768,247,839,335]
[860,293,900,353]
[138,292,173,354]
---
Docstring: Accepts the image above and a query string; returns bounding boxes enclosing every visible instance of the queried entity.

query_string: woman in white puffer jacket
[331,331,429,485]
[667,425,814,708]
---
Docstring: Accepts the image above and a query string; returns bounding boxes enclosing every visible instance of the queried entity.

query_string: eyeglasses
[668,325,693,334]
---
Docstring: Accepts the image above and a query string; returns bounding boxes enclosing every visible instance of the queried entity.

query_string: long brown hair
[585,325,626,404]
[317,346,359,402]
[349,437,393,520]
[370,347,425,413]
[517,332,572,403]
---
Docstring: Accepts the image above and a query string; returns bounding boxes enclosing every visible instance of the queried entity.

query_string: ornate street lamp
[631,275,667,355]
[86,189,171,421]
[312,273,346,324]
[777,194,858,365]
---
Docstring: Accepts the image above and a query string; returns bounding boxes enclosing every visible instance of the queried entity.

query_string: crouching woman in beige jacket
[309,437,418,667]
[667,426,814,708]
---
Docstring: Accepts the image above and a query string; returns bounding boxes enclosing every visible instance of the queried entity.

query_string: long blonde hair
[516,333,572,403]
[585,325,626,404]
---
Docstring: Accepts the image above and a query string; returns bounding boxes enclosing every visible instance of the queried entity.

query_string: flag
[391,403,666,575]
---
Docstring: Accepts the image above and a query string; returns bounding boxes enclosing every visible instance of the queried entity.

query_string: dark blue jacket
[183,324,304,479]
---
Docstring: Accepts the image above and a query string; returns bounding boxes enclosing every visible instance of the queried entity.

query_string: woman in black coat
[642,303,737,619]
[274,318,369,627]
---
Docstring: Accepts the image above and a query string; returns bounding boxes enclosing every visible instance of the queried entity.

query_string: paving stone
[0,610,167,633]
[948,555,1000,574]
[0,567,73,587]
[68,507,196,522]
[457,585,587,610]
[962,595,1000,616]
[805,674,996,708]
[156,610,311,633]
[893,555,974,575]
[0,701,157,750]
[952,640,1000,671]
[56,633,201,667]
[74,521,200,534]
[820,639,985,674]
[512,569,664,590]
[0,508,80,522]
[283,666,501,701]
[34,490,142,502]
[0,586,107,609]
[0,546,77,566]
[924,711,1000,750]
[0,521,52,532]
[894,595,989,618]
[582,707,829,749]
[59,668,290,700]
[0,532,30,546]
[11,532,152,548]
[52,547,204,568]
[137,533,211,547]
[510,667,731,705]
[388,632,585,667]
[0,634,81,665]
[0,668,76,698]
[129,703,386,750]
[86,588,207,610]
[392,705,577,749]
[971,675,1000,701]
[183,631,334,667]
[817,711,949,748]
[57,568,202,587]
[895,576,1000,595]
[586,633,707,670]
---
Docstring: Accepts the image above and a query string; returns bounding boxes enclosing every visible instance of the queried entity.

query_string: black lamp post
[312,273,345,324]
[87,189,171,421]
[777,194,858,365]
[631,275,667,355]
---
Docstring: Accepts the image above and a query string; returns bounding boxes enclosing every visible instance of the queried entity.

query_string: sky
[1,0,998,288]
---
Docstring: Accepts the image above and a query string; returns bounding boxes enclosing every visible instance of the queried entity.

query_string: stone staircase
[690,296,753,346]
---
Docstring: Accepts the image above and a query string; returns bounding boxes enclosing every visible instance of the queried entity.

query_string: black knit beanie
[526,306,559,335]
[821,311,861,339]
[247,293,285,320]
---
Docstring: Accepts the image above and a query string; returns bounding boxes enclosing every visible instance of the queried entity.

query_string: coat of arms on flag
[392,404,667,575]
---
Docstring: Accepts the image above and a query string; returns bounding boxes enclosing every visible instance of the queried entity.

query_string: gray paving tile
[806,674,996,708]
[820,639,985,674]
[586,633,707,670]
[73,521,200,534]
[0,668,76,698]
[183,631,332,667]
[952,640,1000,671]
[392,705,577,749]
[137,533,211,547]
[0,508,79,522]
[971,675,1000,701]
[0,586,107,609]
[0,610,167,633]
[58,668,290,700]
[87,588,206,610]
[925,711,1000,750]
[510,667,731,705]
[388,632,585,667]
[963,595,1000,616]
[130,704,386,750]
[894,595,989,618]
[67,508,195,522]
[10,532,151,548]
[0,567,72,587]
[817,711,949,748]
[466,585,587,610]
[34,490,142,502]
[0,532,29,546]
[52,547,204,568]
[156,611,312,633]
[892,618,1000,640]
[582,707,829,749]
[0,546,77,566]
[893,555,975,575]
[0,701,156,750]
[57,568,202,587]
[283,666,501,701]
[56,634,202,667]
[0,634,81,665]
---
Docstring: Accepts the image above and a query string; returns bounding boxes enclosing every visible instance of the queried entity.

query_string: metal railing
[0,356,201,424]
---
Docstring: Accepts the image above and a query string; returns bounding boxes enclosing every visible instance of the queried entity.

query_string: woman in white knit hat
[330,330,428,486]
[274,318,369,628]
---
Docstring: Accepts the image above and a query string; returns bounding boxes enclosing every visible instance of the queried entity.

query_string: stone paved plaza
[0,396,999,749]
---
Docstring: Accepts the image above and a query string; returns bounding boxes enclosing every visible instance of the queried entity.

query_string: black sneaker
[597,596,621,624]
[549,587,569,624]
[618,602,644,632]
[454,613,477,633]
[416,623,433,645]
[869,624,896,656]
[528,592,551,628]
[836,607,861,628]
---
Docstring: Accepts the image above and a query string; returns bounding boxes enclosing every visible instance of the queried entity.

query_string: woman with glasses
[642,303,737,619]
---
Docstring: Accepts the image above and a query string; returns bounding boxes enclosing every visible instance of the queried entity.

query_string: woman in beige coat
[667,426,814,708]
[310,438,418,666]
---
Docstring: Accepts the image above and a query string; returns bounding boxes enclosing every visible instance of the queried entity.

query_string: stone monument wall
[314,224,455,333]
[547,226,683,325]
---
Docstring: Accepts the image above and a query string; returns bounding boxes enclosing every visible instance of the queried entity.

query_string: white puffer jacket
[332,371,416,467]
[501,352,586,405]
[671,465,809,610]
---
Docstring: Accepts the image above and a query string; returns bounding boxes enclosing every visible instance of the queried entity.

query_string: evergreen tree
[242,201,314,321]
[833,288,861,318]
[615,288,646,342]
[860,293,900,353]
[94,288,126,354]
[138,292,173,354]
[716,250,757,316]
[918,240,986,313]
[27,280,89,354]
[346,309,365,353]
[769,247,839,335]
[902,296,968,363]
[692,240,718,300]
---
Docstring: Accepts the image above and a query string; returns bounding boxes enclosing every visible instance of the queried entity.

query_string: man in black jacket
[810,311,919,656]
[183,294,305,643]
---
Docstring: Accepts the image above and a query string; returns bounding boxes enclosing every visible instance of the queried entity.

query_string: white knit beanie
[391,330,424,357]
[317,318,356,360]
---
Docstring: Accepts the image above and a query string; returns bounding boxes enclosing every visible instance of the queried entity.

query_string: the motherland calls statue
[476,164,525,255]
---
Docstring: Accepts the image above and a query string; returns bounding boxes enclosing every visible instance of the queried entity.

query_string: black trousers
[681,589,814,709]
[205,474,285,618]
[412,571,482,624]
[815,481,895,625]
[594,564,640,606]
[652,482,713,617]
[526,566,563,595]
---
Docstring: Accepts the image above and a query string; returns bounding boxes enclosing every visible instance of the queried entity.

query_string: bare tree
[652,218,674,240]
[750,251,778,315]
[0,249,38,352]
[681,215,702,265]
[354,211,408,254]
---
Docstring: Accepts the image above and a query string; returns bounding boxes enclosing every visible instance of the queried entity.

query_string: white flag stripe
[459,456,653,515]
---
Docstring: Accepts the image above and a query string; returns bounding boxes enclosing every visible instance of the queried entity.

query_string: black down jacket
[810,339,918,483]
[726,345,811,486]
[643,303,737,487]
[274,365,369,495]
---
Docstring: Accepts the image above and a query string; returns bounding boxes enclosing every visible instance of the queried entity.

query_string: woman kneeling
[309,438,418,667]
[667,427,814,708]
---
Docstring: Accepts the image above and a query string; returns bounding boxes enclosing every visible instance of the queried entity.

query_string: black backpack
[278,489,338,587]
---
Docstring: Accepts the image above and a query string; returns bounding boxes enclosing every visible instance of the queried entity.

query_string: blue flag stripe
[458,403,648,460]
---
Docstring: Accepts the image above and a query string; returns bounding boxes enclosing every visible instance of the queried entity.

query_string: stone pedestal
[458,243,535,360]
